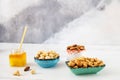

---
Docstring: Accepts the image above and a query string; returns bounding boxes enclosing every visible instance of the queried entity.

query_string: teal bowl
[34,57,59,68]
[65,61,105,75]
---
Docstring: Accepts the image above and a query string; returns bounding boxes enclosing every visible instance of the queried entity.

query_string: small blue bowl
[34,57,60,68]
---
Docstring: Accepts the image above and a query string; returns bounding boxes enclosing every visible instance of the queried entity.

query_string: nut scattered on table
[31,69,36,74]
[35,50,59,59]
[13,70,20,76]
[67,57,105,68]
[24,66,30,71]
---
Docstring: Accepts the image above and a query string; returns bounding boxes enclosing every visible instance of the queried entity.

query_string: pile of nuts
[67,44,85,53]
[67,57,105,68]
[35,50,59,59]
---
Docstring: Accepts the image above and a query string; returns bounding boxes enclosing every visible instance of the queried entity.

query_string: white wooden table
[0,43,120,80]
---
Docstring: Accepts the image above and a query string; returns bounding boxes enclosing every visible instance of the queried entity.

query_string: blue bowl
[34,57,60,68]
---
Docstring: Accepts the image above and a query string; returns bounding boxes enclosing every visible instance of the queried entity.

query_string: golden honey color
[9,50,27,67]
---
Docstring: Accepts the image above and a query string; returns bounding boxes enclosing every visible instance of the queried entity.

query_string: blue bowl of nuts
[65,57,105,75]
[34,51,60,68]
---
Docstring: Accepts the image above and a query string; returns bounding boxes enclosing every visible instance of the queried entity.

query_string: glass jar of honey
[9,49,27,67]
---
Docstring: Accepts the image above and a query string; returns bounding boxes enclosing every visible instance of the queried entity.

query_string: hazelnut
[24,66,30,71]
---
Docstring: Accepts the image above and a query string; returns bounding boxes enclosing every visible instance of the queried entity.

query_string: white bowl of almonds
[34,50,60,68]
[66,44,85,60]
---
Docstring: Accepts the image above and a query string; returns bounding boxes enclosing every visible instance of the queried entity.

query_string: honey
[9,49,26,67]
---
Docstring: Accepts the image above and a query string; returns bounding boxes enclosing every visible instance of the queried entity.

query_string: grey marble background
[44,0,120,45]
[0,0,102,43]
